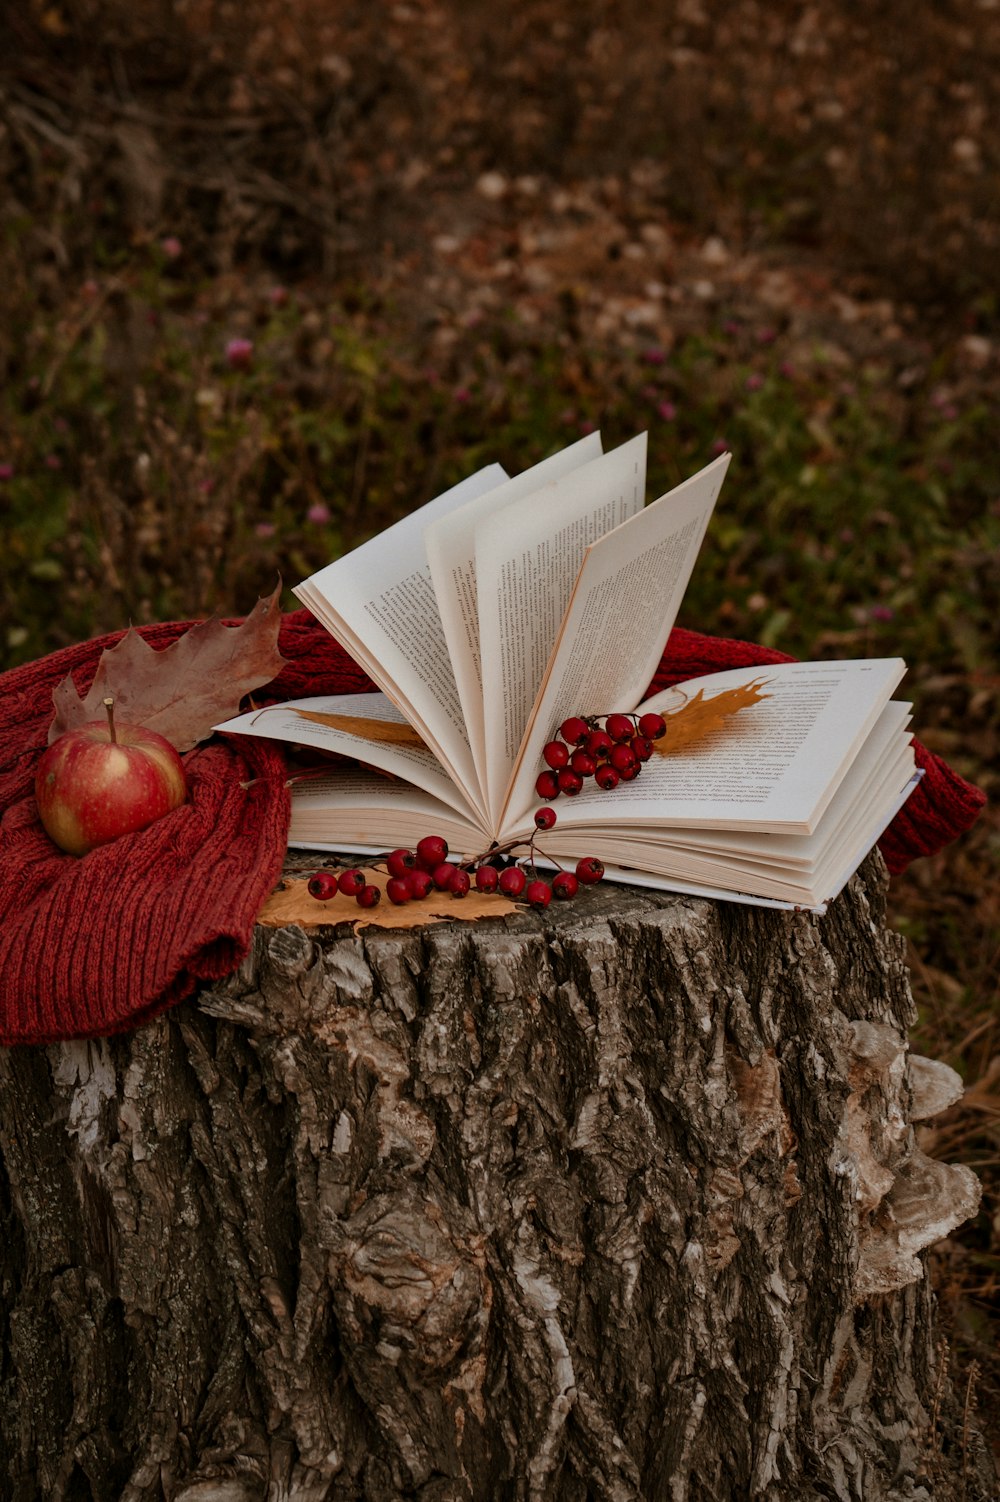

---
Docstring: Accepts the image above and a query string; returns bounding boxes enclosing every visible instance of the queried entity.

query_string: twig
[41,277,124,399]
[962,1359,979,1499]
[927,1338,949,1474]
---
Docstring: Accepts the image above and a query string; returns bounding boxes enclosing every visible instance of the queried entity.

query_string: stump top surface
[274,846,800,941]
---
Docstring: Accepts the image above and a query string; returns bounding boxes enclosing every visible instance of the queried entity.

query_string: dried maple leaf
[49,585,286,752]
[654,678,771,756]
[291,710,426,749]
[258,872,518,931]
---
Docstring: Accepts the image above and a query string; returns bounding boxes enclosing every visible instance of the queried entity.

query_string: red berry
[638,712,666,740]
[619,762,641,781]
[559,716,589,745]
[630,735,654,762]
[432,861,458,890]
[498,866,527,897]
[570,749,598,776]
[534,806,557,830]
[448,868,471,898]
[475,864,499,892]
[386,875,413,905]
[605,713,634,743]
[552,871,579,900]
[557,769,584,796]
[409,869,434,899]
[585,728,613,758]
[595,763,620,790]
[337,868,366,897]
[542,740,570,769]
[609,743,638,773]
[526,879,551,908]
[535,770,561,800]
[307,871,339,901]
[386,847,416,878]
[575,856,605,885]
[416,834,448,869]
[356,883,381,908]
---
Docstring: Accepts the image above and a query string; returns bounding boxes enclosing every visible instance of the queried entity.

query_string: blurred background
[1,0,997,1443]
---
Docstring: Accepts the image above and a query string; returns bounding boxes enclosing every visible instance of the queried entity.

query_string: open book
[216,434,919,911]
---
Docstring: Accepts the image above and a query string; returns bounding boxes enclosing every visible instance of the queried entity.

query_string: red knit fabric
[0,612,985,1046]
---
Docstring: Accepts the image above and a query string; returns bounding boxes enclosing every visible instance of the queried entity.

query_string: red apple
[35,697,187,856]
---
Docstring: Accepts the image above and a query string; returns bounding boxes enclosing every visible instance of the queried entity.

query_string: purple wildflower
[225,338,254,371]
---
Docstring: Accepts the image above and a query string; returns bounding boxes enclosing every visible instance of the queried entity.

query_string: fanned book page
[501,452,730,828]
[292,463,509,797]
[424,430,604,793]
[475,433,648,819]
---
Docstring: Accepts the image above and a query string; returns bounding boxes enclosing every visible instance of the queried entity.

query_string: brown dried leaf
[292,710,426,749]
[49,585,286,752]
[654,678,771,756]
[257,872,518,931]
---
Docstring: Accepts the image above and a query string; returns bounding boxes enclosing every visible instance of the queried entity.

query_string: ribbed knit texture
[0,611,985,1046]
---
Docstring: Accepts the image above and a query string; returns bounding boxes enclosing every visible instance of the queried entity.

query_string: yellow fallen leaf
[292,710,426,749]
[258,872,518,931]
[654,678,771,755]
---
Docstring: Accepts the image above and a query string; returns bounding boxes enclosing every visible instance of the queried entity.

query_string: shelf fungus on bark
[856,1150,982,1301]
[836,1021,982,1302]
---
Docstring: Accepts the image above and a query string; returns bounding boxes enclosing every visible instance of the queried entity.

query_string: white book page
[533,757,920,910]
[612,743,913,885]
[476,433,648,823]
[501,453,730,827]
[215,691,478,817]
[643,702,913,865]
[424,431,603,794]
[292,463,507,804]
[559,749,916,905]
[524,659,906,835]
[288,766,487,855]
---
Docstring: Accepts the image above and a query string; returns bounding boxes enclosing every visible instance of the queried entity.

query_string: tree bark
[0,854,993,1502]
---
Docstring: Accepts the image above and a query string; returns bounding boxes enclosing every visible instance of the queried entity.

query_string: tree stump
[0,853,993,1502]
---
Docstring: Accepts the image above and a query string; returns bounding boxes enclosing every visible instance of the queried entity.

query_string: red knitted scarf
[0,612,985,1046]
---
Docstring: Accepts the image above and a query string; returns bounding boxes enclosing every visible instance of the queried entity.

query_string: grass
[3,233,997,693]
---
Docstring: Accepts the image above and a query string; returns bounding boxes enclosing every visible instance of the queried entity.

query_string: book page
[424,431,603,792]
[215,692,479,817]
[540,742,916,906]
[292,463,507,803]
[476,433,648,823]
[288,765,487,856]
[500,453,730,826]
[520,659,906,835]
[638,702,912,865]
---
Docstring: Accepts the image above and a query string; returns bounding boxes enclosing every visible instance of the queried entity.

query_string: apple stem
[103,696,117,745]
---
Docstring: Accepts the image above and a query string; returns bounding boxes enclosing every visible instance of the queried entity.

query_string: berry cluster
[303,709,671,913]
[307,820,605,912]
[535,711,667,800]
